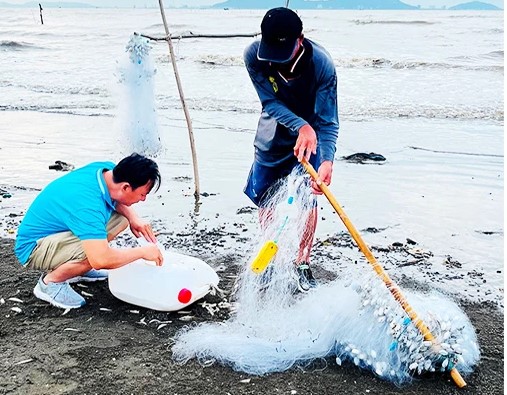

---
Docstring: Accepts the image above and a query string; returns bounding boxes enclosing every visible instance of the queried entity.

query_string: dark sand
[0,235,503,395]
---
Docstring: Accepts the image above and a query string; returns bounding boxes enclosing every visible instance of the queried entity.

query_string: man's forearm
[91,246,146,269]
[83,239,147,270]
[115,203,138,223]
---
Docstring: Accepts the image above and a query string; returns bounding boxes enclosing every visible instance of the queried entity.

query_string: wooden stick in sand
[300,158,467,388]
[157,0,200,199]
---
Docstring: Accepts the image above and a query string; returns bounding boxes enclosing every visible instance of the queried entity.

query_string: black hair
[112,153,161,192]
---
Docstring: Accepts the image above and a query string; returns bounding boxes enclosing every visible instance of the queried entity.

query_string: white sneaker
[33,276,86,309]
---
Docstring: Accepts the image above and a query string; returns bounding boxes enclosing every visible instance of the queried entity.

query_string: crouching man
[14,153,164,309]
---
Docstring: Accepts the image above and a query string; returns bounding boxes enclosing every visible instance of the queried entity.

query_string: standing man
[243,7,339,292]
[15,153,164,309]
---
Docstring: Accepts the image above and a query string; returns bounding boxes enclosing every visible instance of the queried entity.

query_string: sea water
[0,8,503,306]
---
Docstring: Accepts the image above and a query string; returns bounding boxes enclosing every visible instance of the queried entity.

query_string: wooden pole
[301,158,467,388]
[285,0,290,7]
[39,3,43,25]
[157,0,200,198]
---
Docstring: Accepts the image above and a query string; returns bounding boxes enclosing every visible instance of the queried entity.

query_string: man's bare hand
[130,218,157,244]
[294,124,317,162]
[311,160,333,194]
[142,243,164,266]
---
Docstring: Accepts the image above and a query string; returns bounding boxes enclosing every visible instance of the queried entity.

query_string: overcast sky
[3,0,504,8]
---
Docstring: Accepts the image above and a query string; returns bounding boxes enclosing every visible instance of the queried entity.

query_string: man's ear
[120,182,131,192]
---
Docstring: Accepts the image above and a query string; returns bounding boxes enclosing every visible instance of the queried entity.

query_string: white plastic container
[109,249,220,311]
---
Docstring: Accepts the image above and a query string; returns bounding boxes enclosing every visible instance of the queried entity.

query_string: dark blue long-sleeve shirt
[244,38,339,167]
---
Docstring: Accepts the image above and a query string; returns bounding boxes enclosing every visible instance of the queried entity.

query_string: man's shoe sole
[68,276,108,284]
[33,286,85,309]
[297,283,310,293]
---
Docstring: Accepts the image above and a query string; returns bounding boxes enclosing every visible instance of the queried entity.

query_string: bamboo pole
[301,158,467,388]
[157,0,200,198]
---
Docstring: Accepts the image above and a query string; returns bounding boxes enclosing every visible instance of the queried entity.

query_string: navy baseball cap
[257,7,303,63]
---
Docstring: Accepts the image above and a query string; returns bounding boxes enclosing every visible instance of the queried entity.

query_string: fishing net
[116,34,162,157]
[172,167,480,385]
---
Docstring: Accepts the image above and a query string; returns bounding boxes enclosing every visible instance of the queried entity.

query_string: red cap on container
[178,288,192,304]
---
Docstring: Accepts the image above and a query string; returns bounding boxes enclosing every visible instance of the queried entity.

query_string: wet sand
[0,235,503,395]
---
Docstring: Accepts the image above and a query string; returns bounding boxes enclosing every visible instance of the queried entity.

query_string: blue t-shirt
[15,161,117,265]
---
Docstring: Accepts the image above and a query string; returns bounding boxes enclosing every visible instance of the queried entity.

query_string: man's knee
[26,232,86,272]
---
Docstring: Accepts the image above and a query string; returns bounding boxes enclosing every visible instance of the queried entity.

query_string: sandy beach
[0,232,504,394]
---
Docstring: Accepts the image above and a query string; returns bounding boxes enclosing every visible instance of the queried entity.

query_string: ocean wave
[0,104,113,117]
[155,52,503,71]
[448,54,498,62]
[0,80,108,96]
[449,14,499,18]
[155,54,502,72]
[195,54,245,67]
[0,99,502,122]
[155,97,256,115]
[352,19,435,25]
[163,97,504,122]
[155,54,186,63]
[333,57,503,71]
[341,104,504,122]
[155,53,245,67]
[0,40,43,51]
[485,50,504,58]
[145,23,165,29]
[144,23,191,32]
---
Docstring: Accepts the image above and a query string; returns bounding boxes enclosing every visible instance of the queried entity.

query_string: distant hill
[449,1,501,10]
[0,1,94,7]
[212,0,418,10]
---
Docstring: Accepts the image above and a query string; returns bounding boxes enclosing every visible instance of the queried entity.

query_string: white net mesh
[172,167,480,385]
[116,34,163,157]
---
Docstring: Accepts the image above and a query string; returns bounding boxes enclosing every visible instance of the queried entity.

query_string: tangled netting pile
[172,168,480,385]
[116,34,162,157]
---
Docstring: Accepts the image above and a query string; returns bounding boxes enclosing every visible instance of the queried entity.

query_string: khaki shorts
[25,213,128,271]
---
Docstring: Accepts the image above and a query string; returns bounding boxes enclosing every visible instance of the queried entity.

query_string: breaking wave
[167,54,504,71]
[156,53,245,67]
[2,99,501,122]
[0,40,43,51]
[196,54,245,67]
[341,103,504,122]
[0,103,113,117]
[333,57,503,71]
[178,98,505,122]
[0,80,108,96]
[156,54,503,72]
[352,19,435,25]
[484,50,503,58]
